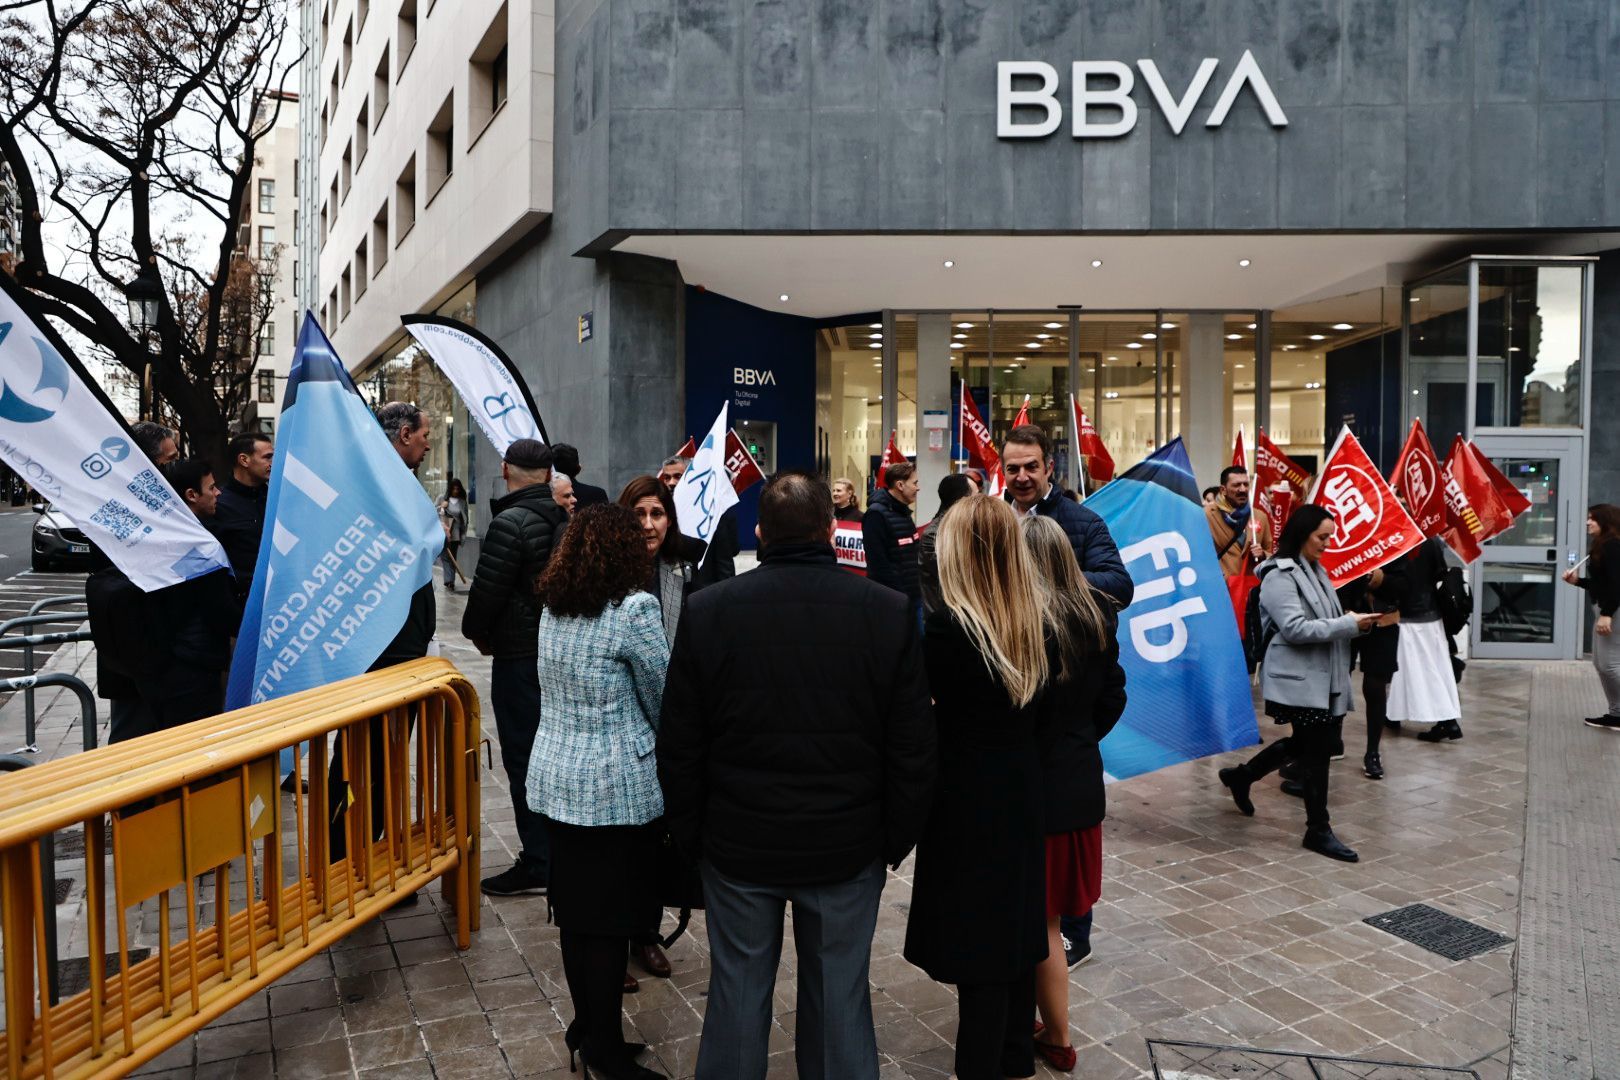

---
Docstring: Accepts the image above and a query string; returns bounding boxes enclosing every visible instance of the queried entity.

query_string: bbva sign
[733,367,776,386]
[997,50,1287,139]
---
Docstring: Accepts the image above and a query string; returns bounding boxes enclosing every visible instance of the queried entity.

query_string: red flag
[1012,394,1031,428]
[1071,394,1114,484]
[1261,486,1294,548]
[1310,426,1423,584]
[1389,419,1446,537]
[1440,436,1513,562]
[675,435,697,459]
[876,431,907,488]
[722,430,764,495]
[1466,441,1532,521]
[1255,428,1312,496]
[960,385,1005,495]
[1232,426,1247,470]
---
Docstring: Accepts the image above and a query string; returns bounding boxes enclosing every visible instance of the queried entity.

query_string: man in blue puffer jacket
[1001,424,1133,608]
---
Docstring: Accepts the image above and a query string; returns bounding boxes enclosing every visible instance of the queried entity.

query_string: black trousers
[1363,676,1391,755]
[560,929,633,1066]
[954,976,1036,1080]
[1240,718,1342,831]
[490,657,550,876]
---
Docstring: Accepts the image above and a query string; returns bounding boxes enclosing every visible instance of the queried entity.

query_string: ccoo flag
[673,402,740,567]
[402,315,547,453]
[0,274,229,591]
[1086,439,1260,780]
[226,314,444,709]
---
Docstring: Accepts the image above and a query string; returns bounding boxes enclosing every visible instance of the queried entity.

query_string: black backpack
[1437,566,1473,638]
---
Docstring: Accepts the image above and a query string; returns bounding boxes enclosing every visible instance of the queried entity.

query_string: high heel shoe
[565,1024,649,1074]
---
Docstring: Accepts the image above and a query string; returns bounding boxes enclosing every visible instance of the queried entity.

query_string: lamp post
[123,264,162,421]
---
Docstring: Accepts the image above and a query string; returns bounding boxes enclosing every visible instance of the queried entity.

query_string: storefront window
[1406,266,1474,445]
[989,313,1072,472]
[816,320,882,509]
[1476,263,1584,429]
[1083,313,1160,476]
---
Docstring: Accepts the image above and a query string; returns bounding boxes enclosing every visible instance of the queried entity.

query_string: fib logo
[1118,531,1209,663]
[0,322,71,425]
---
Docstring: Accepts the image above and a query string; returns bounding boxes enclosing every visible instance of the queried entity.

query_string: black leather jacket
[460,483,568,658]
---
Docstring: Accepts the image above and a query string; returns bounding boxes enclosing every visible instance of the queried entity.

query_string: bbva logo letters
[733,367,776,386]
[997,50,1287,139]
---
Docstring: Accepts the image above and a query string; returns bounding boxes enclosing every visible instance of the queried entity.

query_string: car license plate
[70,544,89,554]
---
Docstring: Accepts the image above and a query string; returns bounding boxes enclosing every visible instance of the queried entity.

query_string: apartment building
[242,90,302,434]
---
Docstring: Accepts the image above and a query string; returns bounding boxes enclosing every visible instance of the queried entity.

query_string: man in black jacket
[462,438,568,896]
[1002,425,1134,608]
[550,443,608,507]
[658,471,935,1080]
[211,432,273,604]
[862,460,922,610]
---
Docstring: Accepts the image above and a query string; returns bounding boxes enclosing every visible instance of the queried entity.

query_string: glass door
[1468,436,1584,659]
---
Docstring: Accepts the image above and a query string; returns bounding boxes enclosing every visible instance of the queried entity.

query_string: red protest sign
[1256,428,1312,496]
[833,521,866,575]
[960,385,1005,494]
[1389,419,1446,537]
[1310,426,1423,584]
[1071,395,1114,485]
[876,431,907,488]
[1440,436,1514,562]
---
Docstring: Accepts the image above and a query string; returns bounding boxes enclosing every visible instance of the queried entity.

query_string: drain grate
[1363,903,1512,962]
[1148,1039,1482,1078]
[54,878,71,904]
[55,949,151,998]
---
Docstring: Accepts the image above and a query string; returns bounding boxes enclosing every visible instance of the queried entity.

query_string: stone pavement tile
[344,992,413,1034]
[875,1013,948,1058]
[404,957,473,991]
[475,974,546,1010]
[626,1001,704,1044]
[1287,1011,1379,1054]
[279,952,336,984]
[214,990,270,1026]
[196,1018,274,1062]
[1148,972,1231,1012]
[1110,985,1186,1026]
[334,943,397,975]
[273,1004,347,1048]
[422,1012,497,1054]
[340,967,407,1002]
[1195,998,1285,1042]
[268,977,340,1015]
[1371,983,1453,1026]
[129,1036,195,1075]
[487,1001,566,1044]
[1333,993,1410,1039]
[1244,986,1321,1027]
[358,1062,436,1080]
[412,980,486,1021]
[273,1037,354,1077]
[430,1044,513,1079]
[1069,997,1136,1043]
[350,1025,426,1070]
[502,1032,571,1076]
[394,933,459,965]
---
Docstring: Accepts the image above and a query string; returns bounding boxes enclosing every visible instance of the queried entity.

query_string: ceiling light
[1305,381,1322,389]
[954,333,967,340]
[1141,332,1157,340]
[1226,333,1241,341]
[1105,357,1115,363]
[956,322,973,329]
[1410,297,1422,303]
[1004,366,1017,372]
[1308,334,1326,341]
[868,343,881,349]
[869,322,882,329]
[1044,322,1062,329]
[1331,323,1353,330]
[779,293,789,302]
[1412,389,1421,395]
[1508,346,1521,353]
[1036,333,1052,340]
[1160,322,1175,329]
[1282,343,1298,350]
[1090,259,1103,268]
[1246,323,1257,330]
[1237,258,1251,268]
[943,259,955,268]
[1025,341,1042,349]
[869,333,882,340]
[1126,342,1143,350]
[1104,391,1121,399]
[950,342,965,349]
[872,361,881,367]
[1233,363,1246,369]
[1014,356,1026,362]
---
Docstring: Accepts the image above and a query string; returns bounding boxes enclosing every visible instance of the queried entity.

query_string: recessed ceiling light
[1308,334,1326,341]
[1246,323,1257,330]
[956,322,973,329]
[1410,297,1422,303]
[1044,322,1062,329]
[1126,342,1144,350]
[1226,333,1242,341]
[1305,381,1322,389]
[868,343,881,349]
[869,333,882,340]
[1036,333,1052,340]
[1005,366,1017,372]
[954,333,967,340]
[950,342,965,349]
[1412,388,1421,395]
[779,293,790,302]
[1331,323,1352,330]
[1233,363,1246,369]
[869,322,882,329]
[1105,391,1121,399]
[1160,322,1175,330]
[1141,333,1157,340]
[1237,259,1251,268]
[1282,344,1298,350]
[1508,346,1521,352]
[943,259,955,268]
[1090,259,1103,268]
[1105,357,1115,363]
[1025,341,1042,348]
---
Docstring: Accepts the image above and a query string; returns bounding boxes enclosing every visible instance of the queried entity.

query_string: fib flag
[1390,419,1446,537]
[1012,394,1031,428]
[1071,394,1115,486]
[960,385,1005,495]
[0,273,231,591]
[1085,439,1260,781]
[1256,428,1311,496]
[673,402,740,565]
[227,314,444,710]
[1310,426,1422,585]
[1232,426,1248,470]
[401,315,548,452]
[1466,441,1532,522]
[1439,436,1513,563]
[876,431,907,488]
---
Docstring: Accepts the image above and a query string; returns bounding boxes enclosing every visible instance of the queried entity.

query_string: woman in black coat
[1564,504,1620,727]
[904,495,1057,1080]
[1337,560,1406,779]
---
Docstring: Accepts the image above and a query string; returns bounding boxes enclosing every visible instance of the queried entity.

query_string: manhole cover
[1148,1039,1481,1078]
[1363,903,1512,962]
[56,948,151,998]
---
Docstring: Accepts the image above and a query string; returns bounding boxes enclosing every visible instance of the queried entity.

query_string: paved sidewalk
[0,592,1598,1078]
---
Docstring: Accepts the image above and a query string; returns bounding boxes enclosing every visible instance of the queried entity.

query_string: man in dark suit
[658,471,935,1080]
[549,443,608,507]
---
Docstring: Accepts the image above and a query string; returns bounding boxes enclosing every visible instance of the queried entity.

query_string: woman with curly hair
[527,503,670,1080]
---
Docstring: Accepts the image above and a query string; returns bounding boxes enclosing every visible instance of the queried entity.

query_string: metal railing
[0,617,94,754]
[0,657,482,1080]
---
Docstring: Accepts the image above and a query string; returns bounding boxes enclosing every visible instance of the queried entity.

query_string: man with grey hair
[130,421,179,465]
[375,401,432,471]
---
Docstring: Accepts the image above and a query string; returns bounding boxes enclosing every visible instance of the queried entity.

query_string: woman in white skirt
[1389,536,1463,741]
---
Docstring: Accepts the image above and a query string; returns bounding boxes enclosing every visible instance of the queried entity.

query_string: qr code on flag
[125,468,171,512]
[91,499,143,542]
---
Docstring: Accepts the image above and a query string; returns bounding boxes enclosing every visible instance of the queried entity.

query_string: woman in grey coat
[1219,505,1379,862]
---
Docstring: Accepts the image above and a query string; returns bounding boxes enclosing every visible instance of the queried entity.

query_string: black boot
[1280,778,1306,798]
[1363,752,1384,780]
[1303,827,1359,862]
[1219,767,1255,816]
[1417,719,1463,742]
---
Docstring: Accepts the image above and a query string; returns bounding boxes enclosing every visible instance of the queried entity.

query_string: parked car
[31,503,95,572]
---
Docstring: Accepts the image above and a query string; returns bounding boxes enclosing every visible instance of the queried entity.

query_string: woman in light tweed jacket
[527,503,670,1080]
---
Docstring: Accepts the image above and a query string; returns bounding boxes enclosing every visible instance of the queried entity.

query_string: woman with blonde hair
[832,476,863,521]
[904,495,1056,1080]
[1021,516,1126,1072]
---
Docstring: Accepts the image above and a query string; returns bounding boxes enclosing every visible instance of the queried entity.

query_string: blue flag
[1087,439,1260,780]
[226,314,443,710]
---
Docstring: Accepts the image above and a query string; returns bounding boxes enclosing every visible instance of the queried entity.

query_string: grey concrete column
[914,313,952,524]
[1183,313,1229,486]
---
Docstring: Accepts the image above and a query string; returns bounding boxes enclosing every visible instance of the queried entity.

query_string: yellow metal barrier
[0,657,482,1079]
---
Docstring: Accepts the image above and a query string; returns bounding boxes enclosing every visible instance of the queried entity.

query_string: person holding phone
[1564,505,1620,730]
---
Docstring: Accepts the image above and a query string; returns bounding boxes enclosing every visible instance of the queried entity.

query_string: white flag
[673,403,739,566]
[401,314,545,453]
[0,278,230,591]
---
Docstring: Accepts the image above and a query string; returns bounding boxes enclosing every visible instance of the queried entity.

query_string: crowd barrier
[0,657,482,1079]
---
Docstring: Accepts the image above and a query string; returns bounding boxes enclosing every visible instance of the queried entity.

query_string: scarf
[656,558,688,645]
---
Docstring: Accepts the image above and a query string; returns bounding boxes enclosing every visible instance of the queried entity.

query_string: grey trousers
[695,859,886,1080]
[1595,606,1620,717]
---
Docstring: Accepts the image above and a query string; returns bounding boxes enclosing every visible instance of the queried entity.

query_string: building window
[372,205,388,274]
[395,154,416,241]
[425,93,453,199]
[341,141,352,202]
[341,19,353,83]
[258,418,275,435]
[373,46,390,125]
[340,267,351,319]
[398,0,417,73]
[292,207,300,245]
[258,224,275,257]
[356,101,369,165]
[258,322,276,357]
[469,6,509,142]
[292,259,299,299]
[258,370,277,402]
[355,239,368,299]
[258,178,275,213]
[357,0,368,30]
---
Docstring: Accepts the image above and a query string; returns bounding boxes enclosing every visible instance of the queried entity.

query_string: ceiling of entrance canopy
[612,232,1615,319]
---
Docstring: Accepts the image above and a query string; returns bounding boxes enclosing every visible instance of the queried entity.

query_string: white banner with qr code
[0,282,230,591]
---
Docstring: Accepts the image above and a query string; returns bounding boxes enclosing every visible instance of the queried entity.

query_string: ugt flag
[226,314,443,708]
[402,314,548,453]
[1311,425,1422,584]
[0,274,229,591]
[1390,419,1446,537]
[960,384,1005,495]
[1070,394,1114,487]
[1086,439,1259,780]
[673,402,739,566]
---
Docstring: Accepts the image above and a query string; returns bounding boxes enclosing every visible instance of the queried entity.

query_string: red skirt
[1045,824,1103,918]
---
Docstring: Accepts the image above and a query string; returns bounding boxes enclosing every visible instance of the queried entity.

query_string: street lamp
[123,264,162,421]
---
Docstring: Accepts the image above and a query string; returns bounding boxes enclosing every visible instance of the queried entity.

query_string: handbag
[652,824,704,948]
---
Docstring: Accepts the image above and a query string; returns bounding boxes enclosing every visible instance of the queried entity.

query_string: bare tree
[0,0,299,465]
